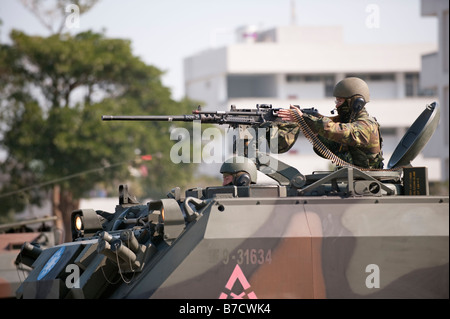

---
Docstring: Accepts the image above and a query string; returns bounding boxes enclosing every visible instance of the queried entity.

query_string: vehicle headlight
[71,209,104,241]
[74,214,83,231]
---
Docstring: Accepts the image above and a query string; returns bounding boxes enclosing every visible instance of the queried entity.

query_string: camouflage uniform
[276,77,384,169]
[266,122,301,154]
[272,77,383,168]
[301,107,384,169]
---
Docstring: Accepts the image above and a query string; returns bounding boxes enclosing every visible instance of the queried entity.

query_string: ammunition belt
[291,110,402,172]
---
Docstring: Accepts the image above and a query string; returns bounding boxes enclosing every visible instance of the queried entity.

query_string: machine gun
[102,104,281,127]
[102,104,319,128]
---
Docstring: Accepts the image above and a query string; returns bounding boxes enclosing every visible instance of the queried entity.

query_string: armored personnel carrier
[0,216,57,298]
[15,102,448,299]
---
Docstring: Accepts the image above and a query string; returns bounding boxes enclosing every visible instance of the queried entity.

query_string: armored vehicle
[15,102,448,299]
[0,216,57,298]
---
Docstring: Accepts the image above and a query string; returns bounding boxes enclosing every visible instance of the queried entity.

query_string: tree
[0,30,198,242]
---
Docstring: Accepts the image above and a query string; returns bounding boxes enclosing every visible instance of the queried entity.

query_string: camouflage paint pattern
[119,195,448,299]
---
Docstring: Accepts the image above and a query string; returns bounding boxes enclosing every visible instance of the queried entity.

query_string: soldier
[277,77,384,169]
[220,156,258,186]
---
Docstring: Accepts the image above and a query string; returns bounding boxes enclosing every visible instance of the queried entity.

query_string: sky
[0,0,438,101]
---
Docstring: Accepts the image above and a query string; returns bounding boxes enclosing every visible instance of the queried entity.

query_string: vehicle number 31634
[222,249,272,265]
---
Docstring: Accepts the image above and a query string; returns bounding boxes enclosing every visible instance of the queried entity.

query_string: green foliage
[0,30,197,217]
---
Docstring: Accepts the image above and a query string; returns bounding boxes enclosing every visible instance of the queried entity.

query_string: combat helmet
[220,156,257,185]
[333,77,370,102]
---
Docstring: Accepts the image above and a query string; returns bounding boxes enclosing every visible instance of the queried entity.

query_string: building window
[443,10,449,73]
[286,74,302,82]
[346,73,395,81]
[285,74,335,97]
[405,73,436,97]
[286,74,328,82]
[380,127,397,136]
[324,75,335,97]
[227,74,277,98]
[405,73,416,97]
[304,75,321,82]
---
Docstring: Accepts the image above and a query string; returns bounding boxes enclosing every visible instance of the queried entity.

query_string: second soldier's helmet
[220,156,257,185]
[333,77,370,102]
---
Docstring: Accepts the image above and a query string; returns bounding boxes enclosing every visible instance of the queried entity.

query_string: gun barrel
[102,115,192,121]
[102,107,283,125]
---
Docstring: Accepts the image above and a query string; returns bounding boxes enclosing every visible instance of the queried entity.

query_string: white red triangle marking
[219,264,257,299]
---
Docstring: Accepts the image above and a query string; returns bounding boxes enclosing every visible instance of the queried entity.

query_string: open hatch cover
[387,102,440,169]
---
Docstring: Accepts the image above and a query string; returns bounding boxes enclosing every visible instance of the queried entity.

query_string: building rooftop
[185,25,437,80]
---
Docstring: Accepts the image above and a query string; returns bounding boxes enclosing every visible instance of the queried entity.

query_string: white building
[184,25,442,181]
[420,0,449,182]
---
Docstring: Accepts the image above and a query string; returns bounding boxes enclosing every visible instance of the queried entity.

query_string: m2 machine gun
[15,102,448,300]
[102,103,286,126]
[102,103,319,126]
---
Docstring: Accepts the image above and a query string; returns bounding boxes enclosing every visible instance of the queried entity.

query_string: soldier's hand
[290,104,303,116]
[278,105,303,122]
